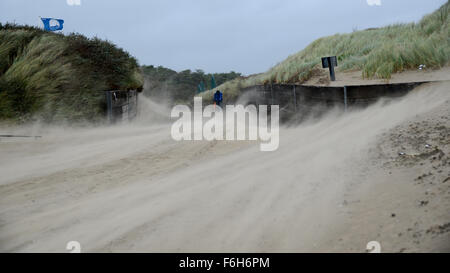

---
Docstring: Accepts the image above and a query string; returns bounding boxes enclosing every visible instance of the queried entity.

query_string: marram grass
[0,24,143,123]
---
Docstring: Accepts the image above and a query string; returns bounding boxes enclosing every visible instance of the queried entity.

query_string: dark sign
[321,56,338,81]
[321,56,337,68]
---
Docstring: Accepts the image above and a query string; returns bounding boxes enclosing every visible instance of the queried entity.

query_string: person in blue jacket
[213,90,223,106]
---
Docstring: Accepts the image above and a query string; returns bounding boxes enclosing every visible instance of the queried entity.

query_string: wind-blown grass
[201,1,450,102]
[0,23,143,123]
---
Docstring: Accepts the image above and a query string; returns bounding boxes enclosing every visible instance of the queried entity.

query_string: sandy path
[316,95,450,252]
[0,83,449,252]
[303,66,450,86]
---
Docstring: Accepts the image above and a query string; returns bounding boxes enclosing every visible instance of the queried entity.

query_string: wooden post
[293,85,297,112]
[343,86,348,112]
[270,83,274,105]
[105,91,112,123]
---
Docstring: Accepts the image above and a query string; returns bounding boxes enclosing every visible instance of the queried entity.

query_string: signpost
[321,56,338,81]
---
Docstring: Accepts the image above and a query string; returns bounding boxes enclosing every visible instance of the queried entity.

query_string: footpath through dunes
[302,66,450,87]
[0,83,449,252]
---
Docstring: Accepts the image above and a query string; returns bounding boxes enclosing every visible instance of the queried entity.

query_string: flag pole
[38,16,43,30]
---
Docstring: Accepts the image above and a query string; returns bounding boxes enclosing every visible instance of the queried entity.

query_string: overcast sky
[0,0,447,75]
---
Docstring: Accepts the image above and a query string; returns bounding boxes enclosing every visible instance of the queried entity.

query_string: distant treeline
[141,65,241,103]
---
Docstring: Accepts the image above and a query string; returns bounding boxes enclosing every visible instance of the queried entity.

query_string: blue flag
[41,18,64,31]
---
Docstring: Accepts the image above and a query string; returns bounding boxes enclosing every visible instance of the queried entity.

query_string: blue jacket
[214,91,223,102]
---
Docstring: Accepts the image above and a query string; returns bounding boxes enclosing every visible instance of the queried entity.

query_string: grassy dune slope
[0,24,143,123]
[201,1,450,102]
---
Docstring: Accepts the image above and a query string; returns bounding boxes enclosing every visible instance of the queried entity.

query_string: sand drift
[0,83,449,252]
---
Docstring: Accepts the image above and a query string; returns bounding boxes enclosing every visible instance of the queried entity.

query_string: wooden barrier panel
[105,90,138,123]
[240,82,429,120]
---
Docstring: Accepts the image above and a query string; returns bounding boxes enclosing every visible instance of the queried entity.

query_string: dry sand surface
[303,66,450,87]
[0,83,449,253]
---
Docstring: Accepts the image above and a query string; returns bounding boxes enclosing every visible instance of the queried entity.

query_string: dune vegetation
[201,1,450,102]
[0,24,143,123]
